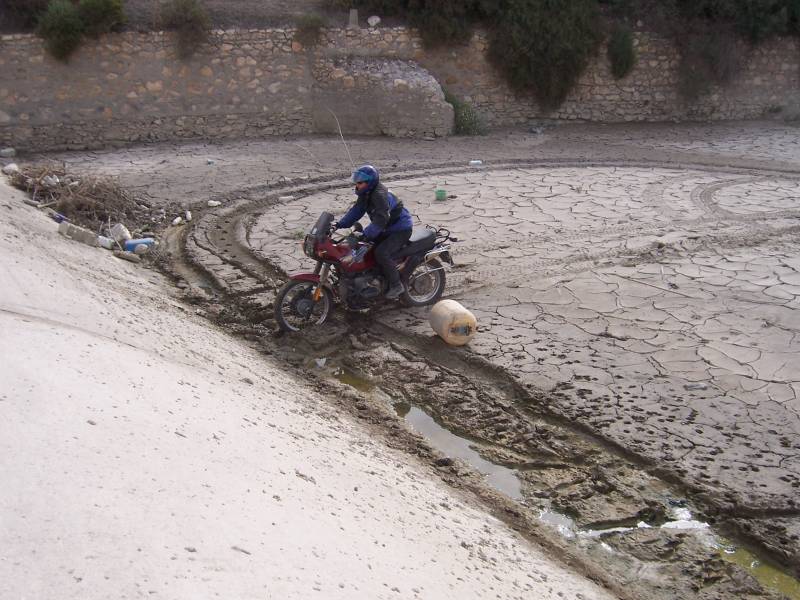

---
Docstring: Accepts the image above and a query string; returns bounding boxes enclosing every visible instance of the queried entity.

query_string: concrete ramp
[312,57,453,138]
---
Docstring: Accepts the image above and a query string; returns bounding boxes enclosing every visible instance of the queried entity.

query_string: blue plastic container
[123,238,155,252]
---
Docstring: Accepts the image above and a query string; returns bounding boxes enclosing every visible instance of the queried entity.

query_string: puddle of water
[717,542,800,600]
[539,510,579,539]
[397,403,522,500]
[332,367,375,393]
[331,363,522,500]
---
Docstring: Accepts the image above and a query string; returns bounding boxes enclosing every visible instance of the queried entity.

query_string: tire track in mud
[166,158,800,598]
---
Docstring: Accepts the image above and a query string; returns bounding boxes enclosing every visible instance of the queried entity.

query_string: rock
[684,383,708,391]
[185,210,192,222]
[207,200,222,207]
[434,457,454,467]
[0,148,16,158]
[172,216,183,226]
[2,163,19,175]
[58,222,99,247]
[367,15,381,27]
[278,195,295,202]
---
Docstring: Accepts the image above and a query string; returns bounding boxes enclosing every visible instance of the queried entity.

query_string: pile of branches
[9,165,158,233]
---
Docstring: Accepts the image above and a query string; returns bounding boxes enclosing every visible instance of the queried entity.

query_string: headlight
[303,235,315,258]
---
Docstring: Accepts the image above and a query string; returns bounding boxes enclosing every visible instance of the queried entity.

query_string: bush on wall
[607,24,636,79]
[36,0,125,60]
[4,0,50,30]
[488,0,603,110]
[294,13,326,47]
[37,0,85,61]
[78,0,125,38]
[444,90,487,135]
[160,0,211,60]
[677,25,742,100]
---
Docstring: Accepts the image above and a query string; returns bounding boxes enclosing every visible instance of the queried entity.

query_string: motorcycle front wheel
[274,280,334,332]
[402,257,445,307]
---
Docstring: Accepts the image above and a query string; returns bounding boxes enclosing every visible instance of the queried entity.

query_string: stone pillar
[348,9,359,29]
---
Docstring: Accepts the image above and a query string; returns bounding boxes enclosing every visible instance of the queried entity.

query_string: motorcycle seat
[397,228,436,258]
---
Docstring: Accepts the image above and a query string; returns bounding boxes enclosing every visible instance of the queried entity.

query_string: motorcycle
[274,211,457,332]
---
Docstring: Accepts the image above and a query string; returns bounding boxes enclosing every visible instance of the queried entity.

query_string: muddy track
[162,158,800,599]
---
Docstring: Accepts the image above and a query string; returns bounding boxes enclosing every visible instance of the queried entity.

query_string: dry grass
[9,165,161,233]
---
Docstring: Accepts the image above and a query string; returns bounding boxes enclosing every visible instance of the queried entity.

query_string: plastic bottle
[123,238,156,252]
[428,300,478,346]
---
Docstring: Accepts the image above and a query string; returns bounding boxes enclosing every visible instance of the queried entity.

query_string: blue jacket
[338,182,413,240]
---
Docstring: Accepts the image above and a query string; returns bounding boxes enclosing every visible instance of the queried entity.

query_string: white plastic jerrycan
[428,299,477,346]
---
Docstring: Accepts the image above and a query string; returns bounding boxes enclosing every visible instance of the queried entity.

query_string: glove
[332,221,341,231]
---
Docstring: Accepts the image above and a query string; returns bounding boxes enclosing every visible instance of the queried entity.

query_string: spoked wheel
[402,258,445,307]
[274,280,334,332]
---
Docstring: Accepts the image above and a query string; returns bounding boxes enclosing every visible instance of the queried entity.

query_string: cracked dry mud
[40,121,800,598]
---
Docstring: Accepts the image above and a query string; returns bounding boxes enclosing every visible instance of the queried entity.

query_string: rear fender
[424,245,454,265]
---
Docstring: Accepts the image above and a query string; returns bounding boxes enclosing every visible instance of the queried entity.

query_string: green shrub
[294,13,326,47]
[670,0,800,41]
[790,0,800,35]
[677,26,742,100]
[4,0,50,30]
[160,0,211,59]
[487,0,602,110]
[444,90,487,135]
[37,0,85,61]
[78,0,125,37]
[607,24,636,79]
[405,0,476,46]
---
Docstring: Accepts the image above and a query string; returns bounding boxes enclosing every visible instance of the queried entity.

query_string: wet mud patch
[264,323,795,600]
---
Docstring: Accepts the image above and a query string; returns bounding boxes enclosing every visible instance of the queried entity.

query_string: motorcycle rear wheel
[402,257,445,307]
[274,280,334,332]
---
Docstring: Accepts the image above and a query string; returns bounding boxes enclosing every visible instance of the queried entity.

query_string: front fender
[289,273,321,283]
[288,272,337,298]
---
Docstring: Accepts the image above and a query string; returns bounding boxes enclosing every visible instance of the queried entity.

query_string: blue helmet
[351,164,379,192]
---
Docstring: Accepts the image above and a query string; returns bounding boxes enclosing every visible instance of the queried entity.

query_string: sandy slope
[0,178,614,599]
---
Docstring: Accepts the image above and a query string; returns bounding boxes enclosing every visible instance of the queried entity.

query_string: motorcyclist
[334,164,413,299]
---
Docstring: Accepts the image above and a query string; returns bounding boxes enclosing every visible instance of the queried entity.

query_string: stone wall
[0,25,798,151]
[0,30,314,150]
[419,31,800,124]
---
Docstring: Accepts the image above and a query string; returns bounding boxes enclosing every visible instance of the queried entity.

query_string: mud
[28,121,800,599]
[157,211,795,599]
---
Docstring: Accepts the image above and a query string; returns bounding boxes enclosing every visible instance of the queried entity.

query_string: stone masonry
[0,25,798,150]
[311,56,453,137]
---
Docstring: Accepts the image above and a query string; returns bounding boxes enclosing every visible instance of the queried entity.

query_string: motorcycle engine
[340,272,383,308]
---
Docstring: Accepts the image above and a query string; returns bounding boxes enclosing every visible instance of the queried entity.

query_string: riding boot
[385,279,405,299]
